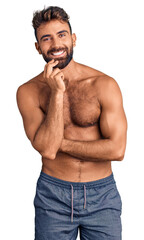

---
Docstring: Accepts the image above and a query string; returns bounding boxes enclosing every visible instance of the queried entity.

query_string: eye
[43,37,52,41]
[59,33,66,38]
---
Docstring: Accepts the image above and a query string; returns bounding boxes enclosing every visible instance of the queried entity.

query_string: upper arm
[16,84,45,146]
[99,77,127,154]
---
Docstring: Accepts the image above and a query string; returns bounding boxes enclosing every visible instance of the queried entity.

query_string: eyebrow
[40,30,69,41]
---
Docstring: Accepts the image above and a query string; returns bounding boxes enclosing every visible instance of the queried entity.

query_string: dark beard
[42,46,73,69]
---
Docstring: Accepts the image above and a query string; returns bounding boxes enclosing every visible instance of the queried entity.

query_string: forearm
[60,138,124,161]
[33,91,64,158]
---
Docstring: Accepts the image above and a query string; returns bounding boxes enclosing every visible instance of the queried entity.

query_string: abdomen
[41,124,112,182]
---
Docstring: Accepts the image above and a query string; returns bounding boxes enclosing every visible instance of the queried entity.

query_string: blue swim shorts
[34,171,122,240]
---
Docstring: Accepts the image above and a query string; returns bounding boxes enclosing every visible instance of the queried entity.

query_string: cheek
[39,43,49,54]
[62,36,72,45]
[65,39,73,50]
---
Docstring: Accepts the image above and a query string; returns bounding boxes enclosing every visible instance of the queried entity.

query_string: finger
[50,68,61,78]
[43,64,47,79]
[44,63,48,74]
[49,59,59,67]
[44,60,55,77]
[46,60,59,77]
[54,71,64,81]
[49,59,54,63]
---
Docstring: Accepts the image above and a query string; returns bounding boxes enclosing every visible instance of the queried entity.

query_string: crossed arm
[17,77,127,162]
[59,77,127,161]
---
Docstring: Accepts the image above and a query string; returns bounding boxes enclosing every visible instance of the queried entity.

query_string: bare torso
[27,64,112,182]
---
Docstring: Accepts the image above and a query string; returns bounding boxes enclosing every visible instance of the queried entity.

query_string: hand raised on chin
[43,59,66,93]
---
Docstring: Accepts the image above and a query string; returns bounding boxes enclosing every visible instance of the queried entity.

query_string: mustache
[47,47,68,55]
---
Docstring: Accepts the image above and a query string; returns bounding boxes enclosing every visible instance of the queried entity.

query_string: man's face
[36,20,76,69]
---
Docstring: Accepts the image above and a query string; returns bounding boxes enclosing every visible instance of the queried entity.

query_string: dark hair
[32,6,72,41]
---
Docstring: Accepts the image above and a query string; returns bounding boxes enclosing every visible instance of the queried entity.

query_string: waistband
[39,171,115,190]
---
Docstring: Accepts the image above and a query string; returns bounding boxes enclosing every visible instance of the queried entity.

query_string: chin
[43,54,73,69]
[54,58,72,69]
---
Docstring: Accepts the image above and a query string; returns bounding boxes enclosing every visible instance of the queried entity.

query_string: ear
[72,33,77,47]
[35,42,42,54]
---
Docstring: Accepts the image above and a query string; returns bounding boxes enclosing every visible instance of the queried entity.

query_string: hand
[43,59,65,93]
[59,138,67,152]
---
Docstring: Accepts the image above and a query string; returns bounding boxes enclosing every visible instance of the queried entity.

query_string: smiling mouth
[51,50,66,57]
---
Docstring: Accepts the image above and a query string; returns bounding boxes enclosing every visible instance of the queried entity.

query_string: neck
[40,59,80,83]
[60,59,80,82]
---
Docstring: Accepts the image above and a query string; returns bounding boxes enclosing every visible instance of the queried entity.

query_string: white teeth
[52,51,64,56]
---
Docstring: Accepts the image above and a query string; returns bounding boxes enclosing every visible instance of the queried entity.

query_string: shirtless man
[16,6,127,240]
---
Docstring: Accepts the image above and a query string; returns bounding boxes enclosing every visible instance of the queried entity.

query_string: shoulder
[78,63,121,92]
[93,74,123,106]
[94,73,119,88]
[78,64,119,89]
[16,76,42,108]
[17,71,47,98]
[78,63,104,78]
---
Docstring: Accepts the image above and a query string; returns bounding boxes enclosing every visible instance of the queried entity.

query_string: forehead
[37,19,70,39]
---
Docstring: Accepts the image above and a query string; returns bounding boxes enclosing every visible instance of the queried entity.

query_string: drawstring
[70,184,87,223]
[84,185,86,209]
[71,184,73,223]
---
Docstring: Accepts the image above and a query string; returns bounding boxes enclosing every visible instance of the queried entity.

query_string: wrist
[51,89,64,96]
[59,138,67,152]
[50,90,64,101]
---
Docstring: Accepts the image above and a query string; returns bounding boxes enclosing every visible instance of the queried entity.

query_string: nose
[51,36,62,49]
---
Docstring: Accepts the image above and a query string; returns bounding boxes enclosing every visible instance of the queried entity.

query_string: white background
[1,0,144,239]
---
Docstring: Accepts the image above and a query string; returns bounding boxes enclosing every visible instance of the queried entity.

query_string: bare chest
[39,80,101,128]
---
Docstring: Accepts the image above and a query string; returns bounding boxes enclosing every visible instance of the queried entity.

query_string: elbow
[41,151,56,160]
[32,141,57,160]
[113,145,126,161]
[40,146,57,160]
[116,153,124,161]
